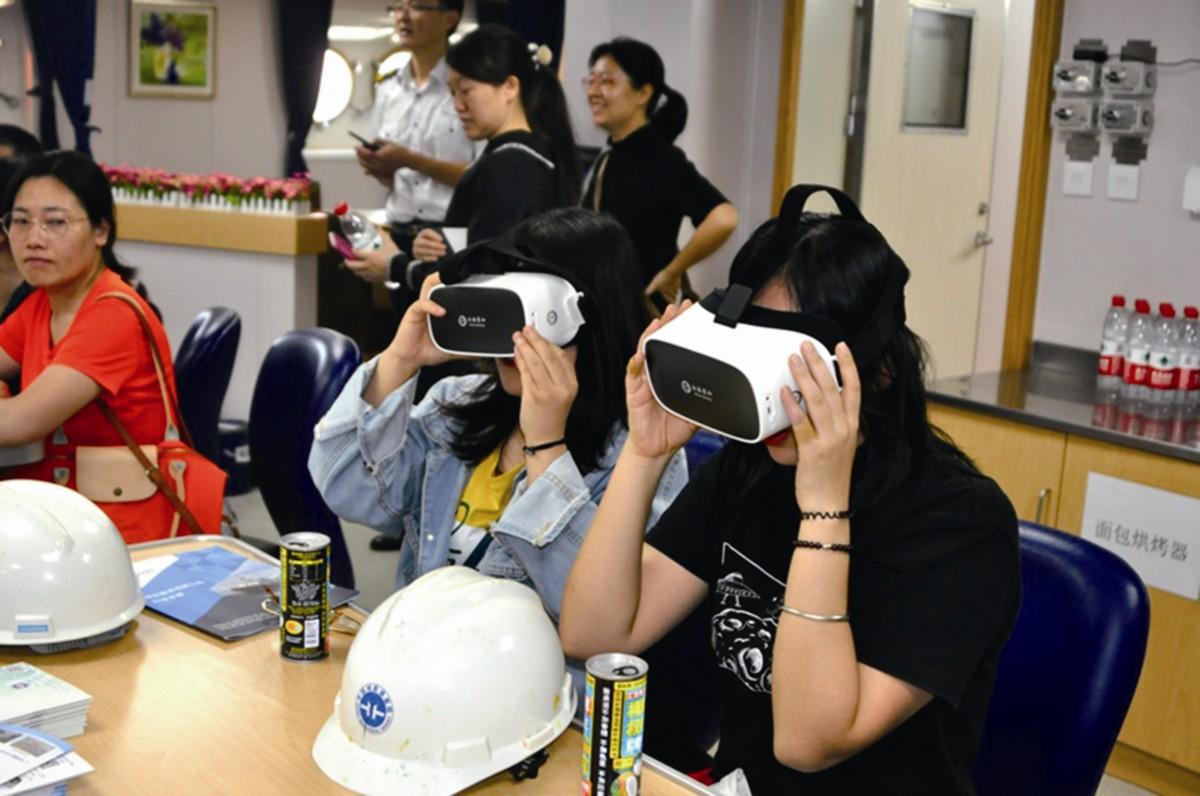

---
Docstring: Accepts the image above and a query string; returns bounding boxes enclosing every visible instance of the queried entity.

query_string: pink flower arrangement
[99,163,313,207]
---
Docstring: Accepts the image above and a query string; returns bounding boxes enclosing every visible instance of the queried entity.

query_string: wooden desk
[0,537,707,795]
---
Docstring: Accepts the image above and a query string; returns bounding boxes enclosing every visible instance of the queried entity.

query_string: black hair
[729,212,977,512]
[437,0,463,35]
[1,151,141,288]
[0,125,43,159]
[588,37,687,143]
[447,24,579,204]
[439,207,648,473]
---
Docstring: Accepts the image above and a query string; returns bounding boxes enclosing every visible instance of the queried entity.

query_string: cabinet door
[1058,436,1200,777]
[928,404,1066,525]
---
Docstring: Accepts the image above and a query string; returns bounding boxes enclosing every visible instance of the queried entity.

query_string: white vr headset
[643,184,908,444]
[427,238,587,357]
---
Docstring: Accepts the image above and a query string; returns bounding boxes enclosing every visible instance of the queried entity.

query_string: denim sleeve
[307,357,439,531]
[491,445,689,622]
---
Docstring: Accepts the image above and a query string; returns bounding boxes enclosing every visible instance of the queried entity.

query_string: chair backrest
[174,307,241,463]
[248,328,361,589]
[684,430,726,474]
[973,521,1150,796]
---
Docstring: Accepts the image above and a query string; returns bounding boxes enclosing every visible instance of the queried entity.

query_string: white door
[859,0,1006,378]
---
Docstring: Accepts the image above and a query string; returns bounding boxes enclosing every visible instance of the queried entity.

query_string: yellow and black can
[581,653,648,796]
[279,532,330,661]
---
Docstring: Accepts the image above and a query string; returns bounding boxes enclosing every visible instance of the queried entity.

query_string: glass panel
[902,6,973,130]
[313,49,355,125]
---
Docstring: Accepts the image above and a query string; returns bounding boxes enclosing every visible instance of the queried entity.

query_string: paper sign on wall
[1080,472,1200,600]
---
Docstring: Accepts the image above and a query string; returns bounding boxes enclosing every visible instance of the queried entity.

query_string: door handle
[973,230,995,247]
[1035,487,1051,524]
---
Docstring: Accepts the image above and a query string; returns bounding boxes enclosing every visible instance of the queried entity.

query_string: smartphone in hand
[329,232,357,259]
[350,131,382,152]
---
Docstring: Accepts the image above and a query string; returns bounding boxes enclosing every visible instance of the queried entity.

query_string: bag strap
[95,399,205,538]
[96,291,192,446]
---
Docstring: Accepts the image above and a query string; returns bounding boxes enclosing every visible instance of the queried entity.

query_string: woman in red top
[0,151,180,543]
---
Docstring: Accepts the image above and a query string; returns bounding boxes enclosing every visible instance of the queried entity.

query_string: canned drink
[581,653,648,796]
[279,532,330,661]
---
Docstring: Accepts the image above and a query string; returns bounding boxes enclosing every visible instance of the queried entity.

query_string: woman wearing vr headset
[348,24,579,297]
[310,207,687,622]
[582,37,738,310]
[560,190,1019,792]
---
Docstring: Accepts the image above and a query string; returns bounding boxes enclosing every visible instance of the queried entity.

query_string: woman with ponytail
[389,23,580,265]
[583,37,738,309]
[0,151,181,542]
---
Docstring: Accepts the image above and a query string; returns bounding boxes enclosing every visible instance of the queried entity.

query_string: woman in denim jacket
[309,208,687,621]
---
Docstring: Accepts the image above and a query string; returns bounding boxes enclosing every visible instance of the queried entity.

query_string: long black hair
[589,37,687,143]
[439,207,648,473]
[1,151,140,287]
[728,212,977,512]
[447,24,579,205]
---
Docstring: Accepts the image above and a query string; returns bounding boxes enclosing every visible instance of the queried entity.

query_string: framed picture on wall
[129,1,217,98]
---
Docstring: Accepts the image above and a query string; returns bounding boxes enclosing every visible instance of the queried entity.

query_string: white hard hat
[313,566,576,795]
[0,480,144,653]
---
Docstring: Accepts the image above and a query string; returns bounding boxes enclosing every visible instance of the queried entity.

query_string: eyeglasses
[387,2,444,14]
[581,73,620,91]
[0,212,91,240]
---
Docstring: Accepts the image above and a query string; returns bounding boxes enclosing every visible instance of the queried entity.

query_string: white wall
[561,0,785,294]
[789,0,855,213]
[1034,0,1200,350]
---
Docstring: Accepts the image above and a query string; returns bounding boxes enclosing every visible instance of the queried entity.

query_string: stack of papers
[135,546,357,642]
[0,723,93,795]
[0,666,92,741]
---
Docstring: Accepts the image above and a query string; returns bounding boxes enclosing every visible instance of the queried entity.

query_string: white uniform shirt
[370,56,475,224]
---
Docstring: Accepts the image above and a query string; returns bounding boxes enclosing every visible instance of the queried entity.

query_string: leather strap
[93,291,203,537]
[95,399,203,538]
[589,148,611,212]
[96,292,192,445]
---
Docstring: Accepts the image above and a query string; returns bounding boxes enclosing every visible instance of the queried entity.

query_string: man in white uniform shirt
[351,0,473,290]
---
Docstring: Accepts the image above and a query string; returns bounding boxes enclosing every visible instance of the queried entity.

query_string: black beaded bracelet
[793,538,854,554]
[798,509,853,521]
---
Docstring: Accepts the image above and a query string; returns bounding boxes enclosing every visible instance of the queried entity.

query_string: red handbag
[85,292,227,538]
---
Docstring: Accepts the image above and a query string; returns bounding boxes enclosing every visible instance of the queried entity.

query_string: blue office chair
[684,430,725,474]
[248,328,361,589]
[174,307,241,464]
[973,521,1150,796]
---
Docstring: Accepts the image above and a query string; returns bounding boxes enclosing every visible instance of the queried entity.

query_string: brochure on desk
[134,546,357,642]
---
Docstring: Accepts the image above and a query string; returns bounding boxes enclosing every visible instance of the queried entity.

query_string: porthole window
[313,48,355,125]
[376,49,410,82]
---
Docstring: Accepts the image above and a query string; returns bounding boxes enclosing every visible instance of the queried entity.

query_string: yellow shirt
[447,445,523,567]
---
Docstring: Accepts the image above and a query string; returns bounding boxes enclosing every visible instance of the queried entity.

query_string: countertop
[929,344,1200,464]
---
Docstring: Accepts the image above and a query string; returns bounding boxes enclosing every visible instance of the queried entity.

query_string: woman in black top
[351,24,578,283]
[582,38,737,307]
[560,199,1020,793]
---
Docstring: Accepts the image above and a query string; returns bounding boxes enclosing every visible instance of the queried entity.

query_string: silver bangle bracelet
[779,604,850,623]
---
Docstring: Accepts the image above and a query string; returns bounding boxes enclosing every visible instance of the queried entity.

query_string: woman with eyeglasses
[0,151,182,543]
[582,37,738,310]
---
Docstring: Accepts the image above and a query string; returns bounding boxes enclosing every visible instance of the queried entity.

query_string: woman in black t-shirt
[581,38,738,308]
[351,24,579,285]
[560,208,1020,793]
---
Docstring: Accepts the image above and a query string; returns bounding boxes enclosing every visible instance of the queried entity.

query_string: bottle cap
[1112,294,1126,307]
[333,202,349,216]
[1159,303,1176,318]
[1134,299,1150,313]
[1185,306,1199,319]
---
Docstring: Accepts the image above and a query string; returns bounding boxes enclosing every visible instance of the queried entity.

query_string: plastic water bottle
[1147,303,1180,403]
[1177,306,1200,408]
[1122,298,1153,399]
[332,202,382,251]
[1097,294,1129,390]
